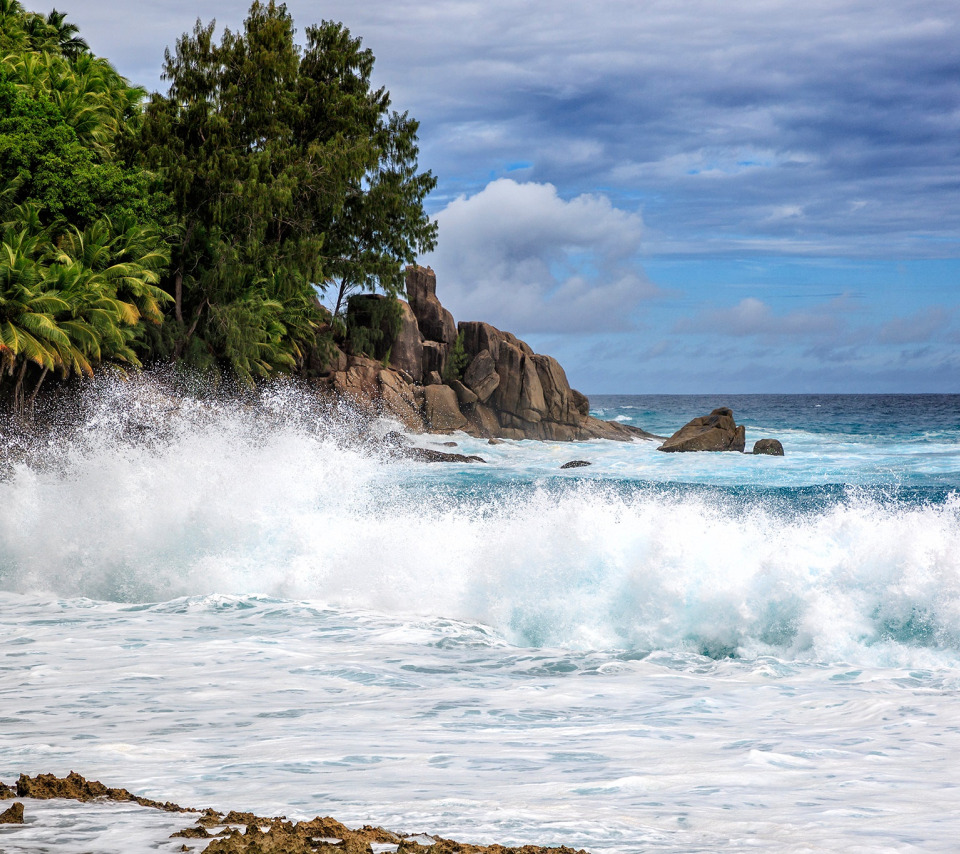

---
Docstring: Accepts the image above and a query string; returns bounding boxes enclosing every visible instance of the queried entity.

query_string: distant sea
[2,382,959,852]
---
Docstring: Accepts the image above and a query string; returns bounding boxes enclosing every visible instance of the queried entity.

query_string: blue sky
[69,0,960,392]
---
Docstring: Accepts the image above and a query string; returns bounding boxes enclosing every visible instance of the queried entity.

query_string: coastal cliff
[319,267,655,442]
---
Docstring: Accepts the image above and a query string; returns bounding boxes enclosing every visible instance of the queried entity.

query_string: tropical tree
[137,1,436,380]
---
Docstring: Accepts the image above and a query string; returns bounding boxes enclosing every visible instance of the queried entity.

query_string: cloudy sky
[69,0,959,392]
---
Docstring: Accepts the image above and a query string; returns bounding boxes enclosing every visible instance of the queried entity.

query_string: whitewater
[1,377,959,853]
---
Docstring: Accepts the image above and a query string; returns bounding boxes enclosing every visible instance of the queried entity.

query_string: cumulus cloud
[77,0,960,257]
[422,179,658,333]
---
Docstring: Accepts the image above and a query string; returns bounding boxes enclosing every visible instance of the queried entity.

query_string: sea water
[1,378,959,853]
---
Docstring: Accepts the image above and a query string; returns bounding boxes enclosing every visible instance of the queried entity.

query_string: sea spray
[4,380,960,852]
[2,374,959,667]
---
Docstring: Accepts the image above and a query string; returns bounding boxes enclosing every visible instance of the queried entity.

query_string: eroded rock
[658,408,746,452]
[389,301,424,383]
[423,384,467,432]
[752,438,784,456]
[15,772,192,813]
[0,802,23,824]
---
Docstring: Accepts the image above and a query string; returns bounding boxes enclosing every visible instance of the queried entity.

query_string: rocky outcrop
[0,802,23,824]
[320,266,658,443]
[658,407,746,452]
[399,447,485,463]
[389,301,424,383]
[456,314,655,442]
[1,772,590,854]
[406,265,457,348]
[423,384,468,432]
[753,438,784,456]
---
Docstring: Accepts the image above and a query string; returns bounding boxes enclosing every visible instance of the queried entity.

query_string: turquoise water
[1,379,959,852]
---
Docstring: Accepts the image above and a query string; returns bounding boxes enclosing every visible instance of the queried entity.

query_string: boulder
[492,341,525,415]
[422,340,447,378]
[533,354,576,423]
[658,408,746,452]
[517,355,546,423]
[753,438,784,456]
[423,384,467,432]
[400,447,485,463]
[463,402,502,438]
[0,802,23,824]
[459,321,504,363]
[378,369,424,432]
[449,379,478,406]
[388,301,424,383]
[462,349,500,403]
[570,389,590,418]
[406,266,457,345]
[331,355,381,412]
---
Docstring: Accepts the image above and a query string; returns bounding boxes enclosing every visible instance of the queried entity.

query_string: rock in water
[400,448,485,463]
[753,438,784,456]
[0,802,24,824]
[658,407,746,452]
[560,460,592,469]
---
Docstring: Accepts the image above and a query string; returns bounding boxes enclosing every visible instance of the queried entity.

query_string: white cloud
[423,179,658,333]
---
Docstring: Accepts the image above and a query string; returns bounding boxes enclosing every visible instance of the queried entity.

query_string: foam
[2,375,959,667]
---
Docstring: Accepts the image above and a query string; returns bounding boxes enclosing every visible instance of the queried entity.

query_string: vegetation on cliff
[0,0,436,414]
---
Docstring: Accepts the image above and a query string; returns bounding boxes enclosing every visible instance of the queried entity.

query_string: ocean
[1,379,959,853]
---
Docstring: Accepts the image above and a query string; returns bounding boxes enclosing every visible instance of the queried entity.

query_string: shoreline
[1,773,591,854]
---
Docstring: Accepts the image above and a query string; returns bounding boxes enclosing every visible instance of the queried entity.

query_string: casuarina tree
[138,1,437,382]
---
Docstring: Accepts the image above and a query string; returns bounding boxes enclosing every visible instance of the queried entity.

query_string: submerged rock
[658,407,746,452]
[752,438,784,456]
[560,460,592,469]
[400,447,485,463]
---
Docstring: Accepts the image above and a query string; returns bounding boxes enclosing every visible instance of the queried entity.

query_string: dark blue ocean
[1,382,958,852]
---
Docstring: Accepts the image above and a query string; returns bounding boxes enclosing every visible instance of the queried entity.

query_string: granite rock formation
[658,407,747,452]
[321,266,658,443]
[752,438,785,456]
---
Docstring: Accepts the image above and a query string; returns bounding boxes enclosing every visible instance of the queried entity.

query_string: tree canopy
[0,0,438,411]
[137,1,437,382]
[0,1,170,416]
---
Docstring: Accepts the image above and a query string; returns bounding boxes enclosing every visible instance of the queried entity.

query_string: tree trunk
[173,300,208,360]
[12,359,28,418]
[333,281,348,318]
[174,270,183,323]
[27,366,48,414]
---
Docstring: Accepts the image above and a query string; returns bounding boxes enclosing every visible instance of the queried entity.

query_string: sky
[66,0,960,392]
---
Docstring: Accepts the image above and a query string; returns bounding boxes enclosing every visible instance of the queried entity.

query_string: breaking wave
[2,373,959,667]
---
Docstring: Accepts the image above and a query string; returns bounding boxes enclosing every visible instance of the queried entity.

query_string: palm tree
[46,9,89,59]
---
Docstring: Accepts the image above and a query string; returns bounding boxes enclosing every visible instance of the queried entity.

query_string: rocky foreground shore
[1,773,590,854]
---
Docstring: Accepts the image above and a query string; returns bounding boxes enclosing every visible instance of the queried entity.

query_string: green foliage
[0,3,171,414]
[344,293,401,361]
[137,1,436,382]
[0,0,437,402]
[442,331,469,383]
[0,77,162,228]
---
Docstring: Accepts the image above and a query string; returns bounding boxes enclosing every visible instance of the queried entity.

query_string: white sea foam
[1,375,959,667]
[3,379,960,852]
